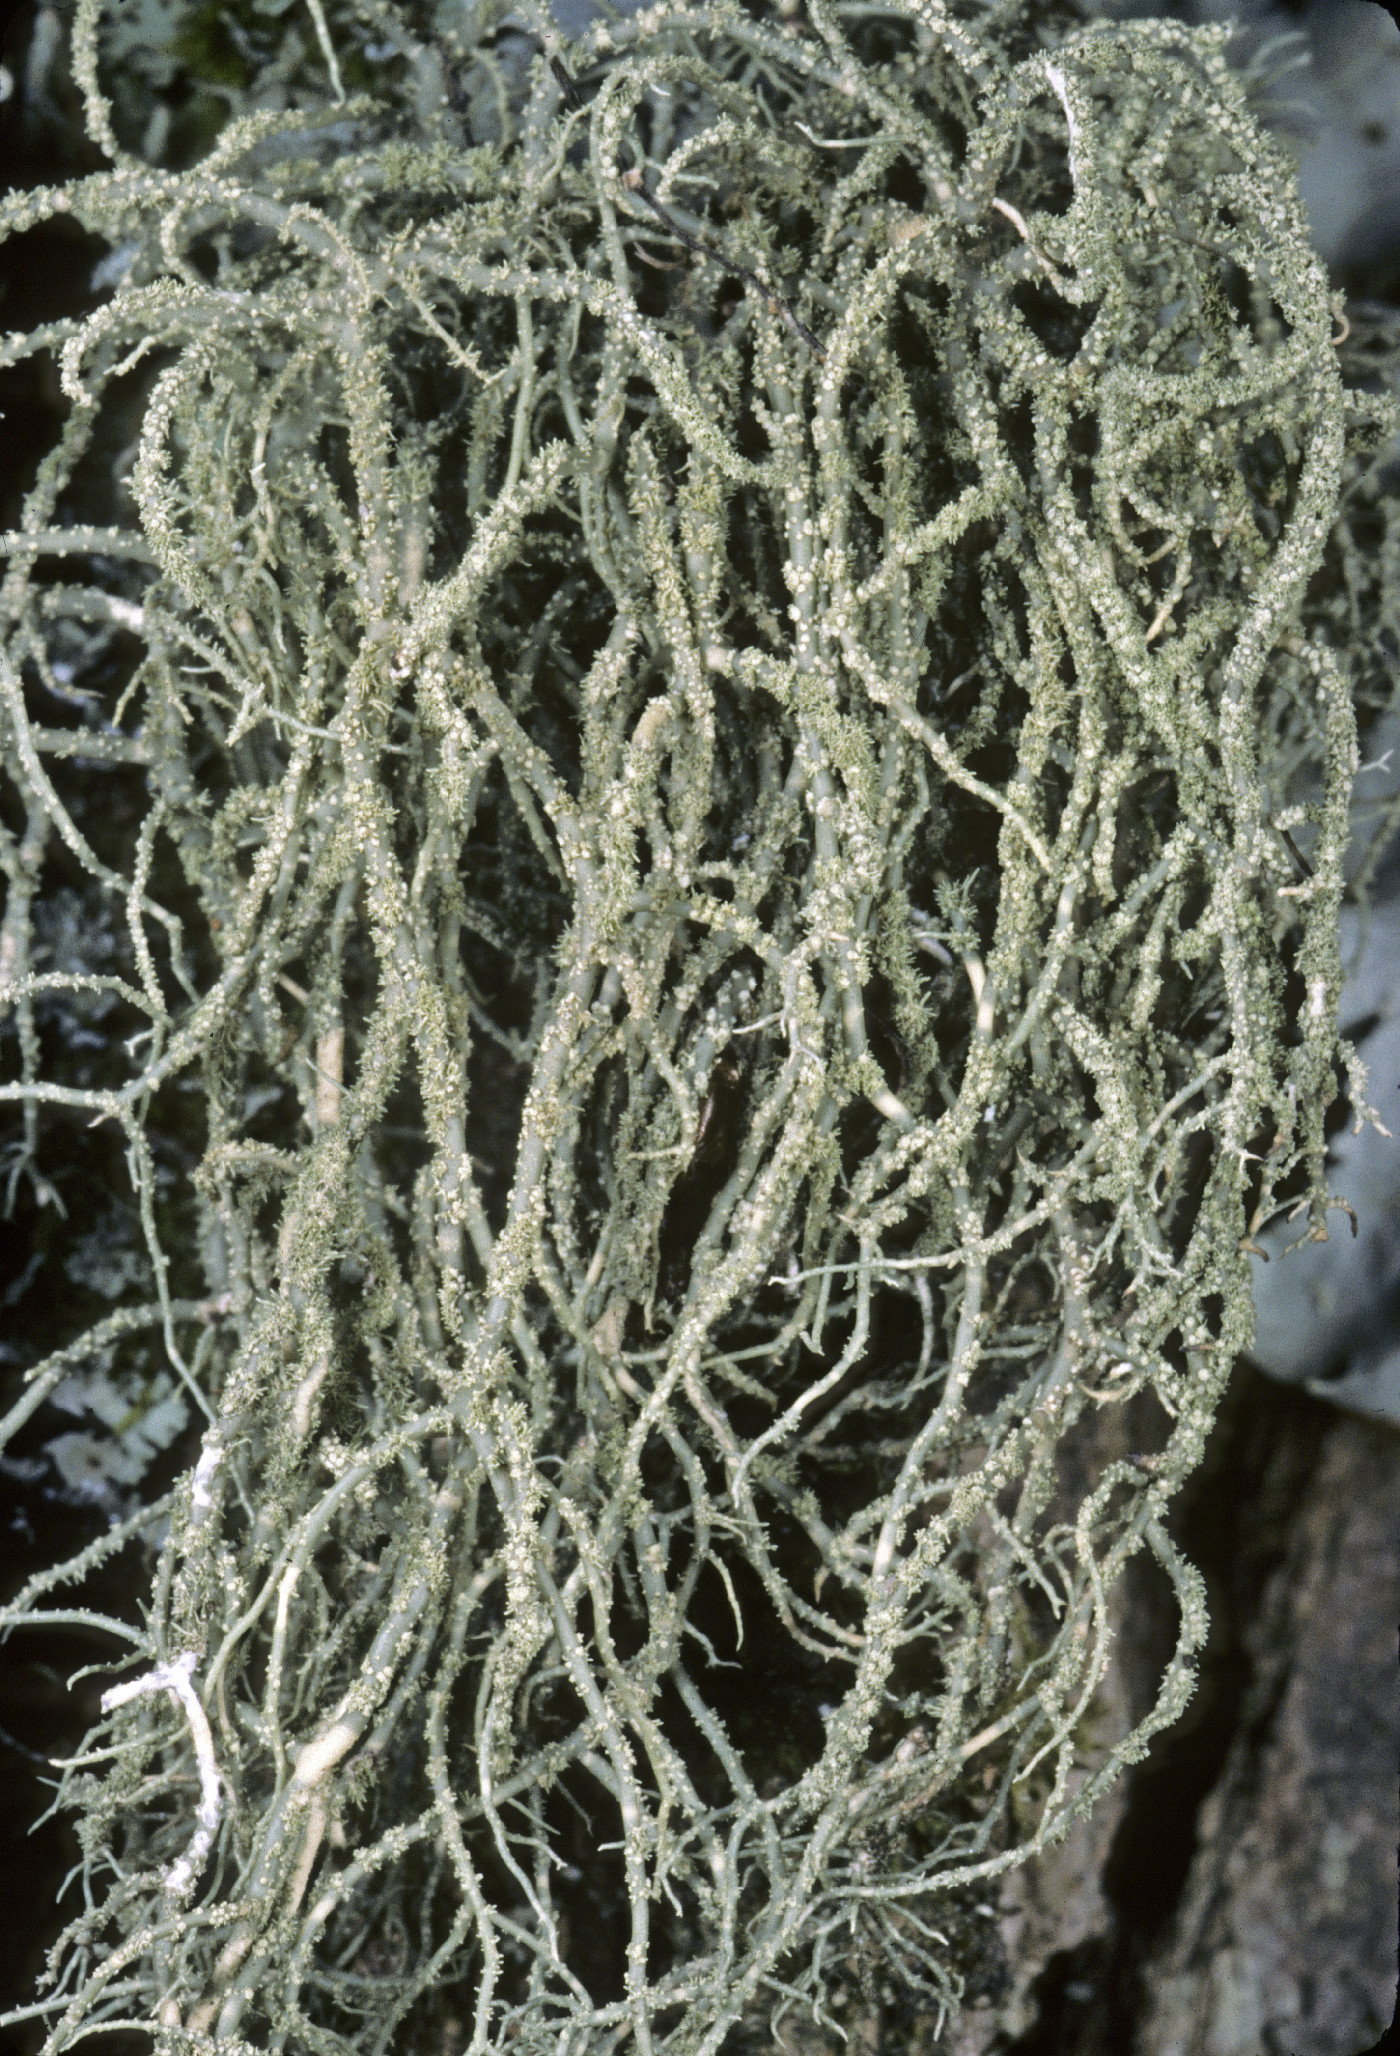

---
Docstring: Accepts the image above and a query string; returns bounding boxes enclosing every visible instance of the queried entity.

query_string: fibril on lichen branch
[0,0,1395,2050]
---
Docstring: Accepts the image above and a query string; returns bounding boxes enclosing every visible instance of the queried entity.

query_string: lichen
[0,2,1395,2051]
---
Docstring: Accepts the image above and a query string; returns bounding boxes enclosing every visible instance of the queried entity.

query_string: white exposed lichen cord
[101,1653,223,1901]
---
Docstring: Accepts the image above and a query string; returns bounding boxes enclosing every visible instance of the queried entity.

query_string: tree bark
[946,1370,1400,2056]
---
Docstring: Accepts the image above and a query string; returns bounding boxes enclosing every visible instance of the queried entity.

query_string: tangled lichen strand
[0,0,1383,2049]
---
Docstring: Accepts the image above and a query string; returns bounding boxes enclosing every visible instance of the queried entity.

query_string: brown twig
[546,52,585,114]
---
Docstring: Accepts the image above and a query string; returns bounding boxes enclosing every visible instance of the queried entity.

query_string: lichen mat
[1,1,1396,2051]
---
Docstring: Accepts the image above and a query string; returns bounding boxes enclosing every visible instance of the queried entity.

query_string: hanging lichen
[1,2,1395,2051]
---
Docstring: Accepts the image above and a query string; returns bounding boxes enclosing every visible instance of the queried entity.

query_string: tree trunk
[954,1369,1400,2056]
